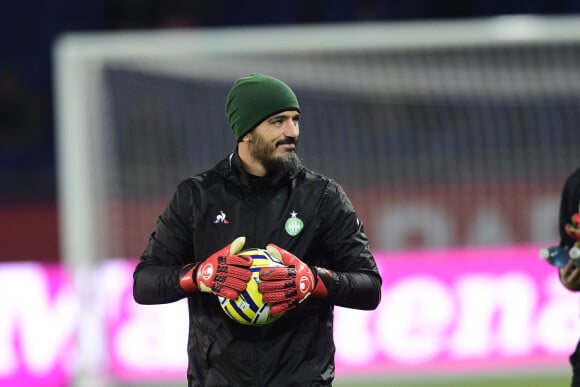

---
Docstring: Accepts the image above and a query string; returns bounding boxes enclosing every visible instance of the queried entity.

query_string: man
[133,73,382,386]
[557,167,580,387]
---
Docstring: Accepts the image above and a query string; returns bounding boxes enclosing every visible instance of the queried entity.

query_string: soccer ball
[218,247,284,326]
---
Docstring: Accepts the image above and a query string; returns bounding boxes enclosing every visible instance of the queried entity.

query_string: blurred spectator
[103,0,241,29]
[0,66,52,199]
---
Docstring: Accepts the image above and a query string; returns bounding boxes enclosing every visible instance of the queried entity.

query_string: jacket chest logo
[285,211,303,236]
[213,210,229,224]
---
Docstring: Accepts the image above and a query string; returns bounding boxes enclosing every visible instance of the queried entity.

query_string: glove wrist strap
[179,263,200,293]
[312,267,331,298]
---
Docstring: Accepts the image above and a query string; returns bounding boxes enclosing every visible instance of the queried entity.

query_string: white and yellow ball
[218,248,284,325]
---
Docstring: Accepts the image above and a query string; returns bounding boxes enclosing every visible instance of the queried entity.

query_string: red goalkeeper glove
[565,213,580,241]
[258,243,329,315]
[179,237,252,300]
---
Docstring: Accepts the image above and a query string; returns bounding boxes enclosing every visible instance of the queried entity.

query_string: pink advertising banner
[335,245,579,376]
[0,244,578,385]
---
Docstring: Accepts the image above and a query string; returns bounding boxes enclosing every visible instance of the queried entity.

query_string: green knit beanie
[225,73,300,141]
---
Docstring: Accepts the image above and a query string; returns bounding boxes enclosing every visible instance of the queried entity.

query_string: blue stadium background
[2,0,580,262]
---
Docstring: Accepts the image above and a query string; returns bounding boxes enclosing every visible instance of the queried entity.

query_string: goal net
[55,16,580,269]
[54,15,580,385]
[55,16,580,267]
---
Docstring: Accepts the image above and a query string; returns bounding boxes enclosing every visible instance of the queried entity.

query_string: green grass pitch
[334,370,572,387]
[120,369,572,386]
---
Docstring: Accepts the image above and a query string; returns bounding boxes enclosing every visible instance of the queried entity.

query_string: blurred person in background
[132,73,382,387]
[556,166,580,387]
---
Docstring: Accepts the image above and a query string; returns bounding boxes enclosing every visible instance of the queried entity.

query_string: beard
[250,133,302,176]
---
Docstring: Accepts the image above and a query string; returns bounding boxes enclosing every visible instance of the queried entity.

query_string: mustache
[276,137,298,146]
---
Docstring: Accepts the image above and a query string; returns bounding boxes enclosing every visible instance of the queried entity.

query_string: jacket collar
[219,149,301,193]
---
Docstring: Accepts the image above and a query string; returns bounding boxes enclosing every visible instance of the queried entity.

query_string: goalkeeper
[133,73,382,387]
[556,167,580,387]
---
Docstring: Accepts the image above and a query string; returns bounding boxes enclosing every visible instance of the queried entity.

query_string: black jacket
[559,167,580,248]
[133,151,382,386]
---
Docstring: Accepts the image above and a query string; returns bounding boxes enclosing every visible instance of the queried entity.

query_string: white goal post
[54,15,580,386]
[54,14,580,268]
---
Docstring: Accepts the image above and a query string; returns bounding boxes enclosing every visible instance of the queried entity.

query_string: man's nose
[283,120,299,137]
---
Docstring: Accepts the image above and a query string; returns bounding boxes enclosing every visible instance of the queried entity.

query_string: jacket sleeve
[317,180,382,310]
[133,181,193,305]
[559,168,580,249]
